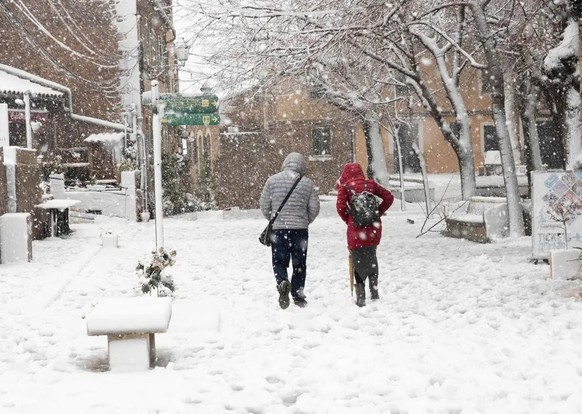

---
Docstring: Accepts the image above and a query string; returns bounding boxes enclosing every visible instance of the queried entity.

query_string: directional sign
[159,93,219,113]
[162,112,220,126]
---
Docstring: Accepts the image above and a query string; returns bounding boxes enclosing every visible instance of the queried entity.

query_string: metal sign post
[141,85,220,249]
[151,80,164,249]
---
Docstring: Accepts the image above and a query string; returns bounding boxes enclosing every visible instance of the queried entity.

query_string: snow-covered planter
[140,211,151,222]
[136,247,176,296]
[549,248,582,280]
[101,231,118,248]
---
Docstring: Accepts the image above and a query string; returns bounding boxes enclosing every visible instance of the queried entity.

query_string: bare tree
[176,0,577,236]
[466,0,524,236]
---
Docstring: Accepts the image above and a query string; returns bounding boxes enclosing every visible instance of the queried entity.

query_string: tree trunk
[504,83,523,165]
[565,87,581,169]
[393,125,407,211]
[524,83,543,171]
[363,113,390,186]
[470,1,525,237]
[457,145,477,201]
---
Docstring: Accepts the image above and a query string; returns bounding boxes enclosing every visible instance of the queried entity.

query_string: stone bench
[444,196,509,243]
[86,297,172,371]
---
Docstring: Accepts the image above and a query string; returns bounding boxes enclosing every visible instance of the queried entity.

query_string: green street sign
[159,93,219,113]
[162,112,220,126]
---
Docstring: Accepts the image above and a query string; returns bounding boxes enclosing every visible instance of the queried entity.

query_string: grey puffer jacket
[260,152,320,230]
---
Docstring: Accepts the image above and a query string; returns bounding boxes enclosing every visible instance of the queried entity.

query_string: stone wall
[0,149,5,217]
[213,132,277,210]
[1,147,47,239]
[213,125,353,210]
[14,148,42,213]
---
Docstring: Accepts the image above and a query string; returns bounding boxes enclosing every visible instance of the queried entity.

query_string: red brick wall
[0,0,122,121]
[214,132,278,210]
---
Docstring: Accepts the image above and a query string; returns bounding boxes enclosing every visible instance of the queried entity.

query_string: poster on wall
[532,171,582,260]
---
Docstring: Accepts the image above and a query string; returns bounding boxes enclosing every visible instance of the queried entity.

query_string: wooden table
[35,199,80,237]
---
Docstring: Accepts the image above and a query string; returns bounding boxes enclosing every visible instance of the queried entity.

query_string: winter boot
[293,288,307,307]
[277,280,291,309]
[296,288,307,299]
[369,275,379,300]
[293,297,307,307]
[355,283,366,307]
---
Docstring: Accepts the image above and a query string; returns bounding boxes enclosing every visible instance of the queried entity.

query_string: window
[196,133,212,174]
[312,126,331,156]
[394,123,420,173]
[537,120,565,169]
[483,124,498,151]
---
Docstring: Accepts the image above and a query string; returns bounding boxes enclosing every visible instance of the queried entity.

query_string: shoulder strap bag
[259,175,303,246]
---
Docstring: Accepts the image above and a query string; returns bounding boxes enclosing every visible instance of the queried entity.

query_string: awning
[0,69,64,98]
[84,132,125,144]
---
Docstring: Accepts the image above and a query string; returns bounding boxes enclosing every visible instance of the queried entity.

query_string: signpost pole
[151,81,164,249]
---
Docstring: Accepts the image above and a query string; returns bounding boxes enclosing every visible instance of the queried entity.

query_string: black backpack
[349,182,380,227]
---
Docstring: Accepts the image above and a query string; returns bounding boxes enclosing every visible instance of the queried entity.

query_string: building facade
[207,78,357,209]
[0,0,182,215]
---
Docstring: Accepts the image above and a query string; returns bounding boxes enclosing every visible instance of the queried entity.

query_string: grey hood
[282,152,306,175]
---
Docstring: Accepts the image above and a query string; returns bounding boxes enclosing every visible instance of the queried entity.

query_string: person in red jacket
[336,163,394,307]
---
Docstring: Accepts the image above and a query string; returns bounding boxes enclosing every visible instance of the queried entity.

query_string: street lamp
[174,38,190,67]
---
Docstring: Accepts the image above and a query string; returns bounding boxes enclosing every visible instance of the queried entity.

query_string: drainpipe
[24,91,32,149]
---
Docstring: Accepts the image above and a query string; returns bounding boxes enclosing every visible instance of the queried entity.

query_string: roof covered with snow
[0,66,64,98]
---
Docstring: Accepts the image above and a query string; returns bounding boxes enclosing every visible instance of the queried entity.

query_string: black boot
[369,275,379,300]
[355,283,366,307]
[277,280,291,309]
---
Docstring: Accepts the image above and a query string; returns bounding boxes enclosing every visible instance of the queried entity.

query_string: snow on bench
[444,196,509,243]
[86,296,172,371]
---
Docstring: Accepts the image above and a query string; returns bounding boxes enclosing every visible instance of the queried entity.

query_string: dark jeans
[271,229,308,298]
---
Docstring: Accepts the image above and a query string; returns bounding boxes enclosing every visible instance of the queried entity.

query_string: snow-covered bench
[444,196,509,243]
[86,297,172,371]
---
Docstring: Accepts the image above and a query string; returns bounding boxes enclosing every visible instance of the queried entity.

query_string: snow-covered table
[35,199,80,237]
[86,297,172,371]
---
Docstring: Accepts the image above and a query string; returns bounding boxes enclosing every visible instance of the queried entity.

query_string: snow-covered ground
[1,178,582,414]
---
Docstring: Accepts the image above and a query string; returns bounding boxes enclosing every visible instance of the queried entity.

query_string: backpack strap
[270,175,302,224]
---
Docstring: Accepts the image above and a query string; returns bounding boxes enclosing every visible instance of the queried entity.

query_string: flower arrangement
[136,247,177,296]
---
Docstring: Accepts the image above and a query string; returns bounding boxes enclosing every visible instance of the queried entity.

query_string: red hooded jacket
[336,163,394,250]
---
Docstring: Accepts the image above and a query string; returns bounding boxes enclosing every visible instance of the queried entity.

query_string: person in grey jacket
[260,152,320,309]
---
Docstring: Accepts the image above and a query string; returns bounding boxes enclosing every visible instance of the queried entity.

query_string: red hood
[338,163,365,187]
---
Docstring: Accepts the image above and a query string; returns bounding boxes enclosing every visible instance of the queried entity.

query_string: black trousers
[351,246,378,284]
